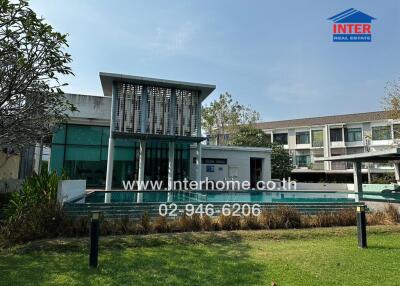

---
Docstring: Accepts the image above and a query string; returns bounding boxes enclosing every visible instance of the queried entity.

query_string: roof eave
[99,72,216,102]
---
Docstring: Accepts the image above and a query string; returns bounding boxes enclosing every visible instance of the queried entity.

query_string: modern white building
[47,73,271,191]
[253,111,398,180]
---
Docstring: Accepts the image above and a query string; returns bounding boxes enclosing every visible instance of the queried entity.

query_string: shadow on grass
[0,232,267,286]
[366,244,400,250]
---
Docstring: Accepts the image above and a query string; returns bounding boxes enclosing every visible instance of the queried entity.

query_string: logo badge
[328,8,376,42]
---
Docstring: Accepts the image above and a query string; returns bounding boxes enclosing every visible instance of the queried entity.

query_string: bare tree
[0,0,75,151]
[383,78,400,140]
[383,78,400,119]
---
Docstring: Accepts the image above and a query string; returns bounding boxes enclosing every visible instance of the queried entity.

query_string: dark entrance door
[250,158,263,188]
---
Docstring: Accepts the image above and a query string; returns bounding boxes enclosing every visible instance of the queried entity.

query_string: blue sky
[31,0,400,121]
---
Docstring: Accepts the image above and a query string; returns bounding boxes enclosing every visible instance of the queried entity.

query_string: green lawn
[1,225,400,286]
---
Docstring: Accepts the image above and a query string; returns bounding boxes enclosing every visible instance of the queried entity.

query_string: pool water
[85,191,356,204]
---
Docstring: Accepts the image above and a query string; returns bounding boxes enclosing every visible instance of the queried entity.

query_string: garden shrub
[172,214,202,232]
[136,212,151,234]
[258,210,273,229]
[241,215,262,230]
[153,216,170,233]
[383,204,400,224]
[201,215,220,231]
[270,206,301,229]
[218,214,241,231]
[367,210,386,225]
[1,171,67,243]
[66,216,90,237]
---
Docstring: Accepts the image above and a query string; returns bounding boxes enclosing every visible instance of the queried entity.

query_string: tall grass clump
[1,171,67,243]
[218,214,241,230]
[137,212,151,234]
[313,209,356,227]
[383,204,400,224]
[270,206,301,229]
[172,214,202,232]
[241,215,262,230]
[153,216,170,233]
[367,210,386,225]
[200,215,221,231]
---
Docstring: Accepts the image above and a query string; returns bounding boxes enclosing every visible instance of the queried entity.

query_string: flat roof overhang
[314,147,400,163]
[112,131,206,143]
[100,72,216,102]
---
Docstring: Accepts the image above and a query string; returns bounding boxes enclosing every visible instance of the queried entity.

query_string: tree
[202,92,260,145]
[383,78,400,120]
[0,0,75,151]
[382,78,400,139]
[270,143,293,179]
[230,125,293,179]
[229,125,270,147]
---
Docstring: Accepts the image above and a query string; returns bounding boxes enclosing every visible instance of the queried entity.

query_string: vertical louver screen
[175,89,198,137]
[146,86,172,135]
[114,82,199,137]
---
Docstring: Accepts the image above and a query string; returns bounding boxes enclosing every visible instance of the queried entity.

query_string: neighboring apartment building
[253,111,399,181]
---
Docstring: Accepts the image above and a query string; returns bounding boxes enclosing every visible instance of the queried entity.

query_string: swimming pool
[84,190,359,204]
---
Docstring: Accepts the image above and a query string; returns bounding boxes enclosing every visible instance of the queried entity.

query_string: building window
[330,128,343,142]
[394,124,400,139]
[296,131,310,144]
[295,155,310,167]
[372,126,392,140]
[273,133,288,145]
[265,133,272,143]
[345,128,362,142]
[311,130,323,147]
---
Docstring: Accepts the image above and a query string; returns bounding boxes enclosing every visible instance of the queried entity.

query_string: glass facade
[50,124,190,187]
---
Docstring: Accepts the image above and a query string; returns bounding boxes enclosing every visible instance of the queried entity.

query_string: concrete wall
[189,145,271,183]
[0,151,20,179]
[57,180,86,204]
[65,93,111,125]
[0,179,23,193]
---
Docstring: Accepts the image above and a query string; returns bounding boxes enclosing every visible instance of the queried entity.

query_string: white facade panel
[189,145,271,183]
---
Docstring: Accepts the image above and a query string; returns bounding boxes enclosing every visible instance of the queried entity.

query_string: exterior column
[105,81,118,203]
[167,141,175,202]
[104,137,115,203]
[137,139,146,203]
[196,142,202,190]
[353,161,363,202]
[394,162,400,185]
